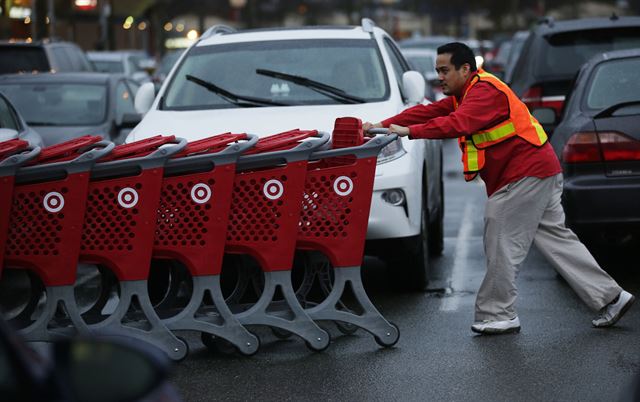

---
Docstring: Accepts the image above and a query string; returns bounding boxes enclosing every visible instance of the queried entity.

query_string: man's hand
[389,124,410,137]
[363,121,383,137]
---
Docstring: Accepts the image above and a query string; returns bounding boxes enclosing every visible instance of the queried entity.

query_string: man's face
[435,53,471,97]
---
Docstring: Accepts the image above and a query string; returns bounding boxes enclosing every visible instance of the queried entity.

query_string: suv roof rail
[361,18,375,33]
[200,24,236,42]
[537,16,555,27]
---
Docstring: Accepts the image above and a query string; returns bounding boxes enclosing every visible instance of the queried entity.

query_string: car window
[93,60,125,73]
[52,47,72,71]
[126,79,140,96]
[536,27,640,78]
[0,95,20,130]
[115,80,136,121]
[163,39,389,110]
[383,37,409,86]
[585,56,640,111]
[405,54,435,74]
[0,83,107,126]
[0,46,50,74]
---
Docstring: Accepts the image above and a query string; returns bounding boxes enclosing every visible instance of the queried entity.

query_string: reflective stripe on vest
[454,69,549,181]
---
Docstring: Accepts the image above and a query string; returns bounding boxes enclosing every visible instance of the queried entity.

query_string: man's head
[436,42,477,97]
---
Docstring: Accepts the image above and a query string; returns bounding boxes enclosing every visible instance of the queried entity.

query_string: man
[364,42,634,335]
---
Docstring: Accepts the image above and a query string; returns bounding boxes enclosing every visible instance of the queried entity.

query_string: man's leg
[532,174,622,311]
[475,176,555,322]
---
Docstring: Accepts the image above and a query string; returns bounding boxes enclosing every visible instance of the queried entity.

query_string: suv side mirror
[402,71,426,105]
[134,82,155,114]
[532,107,556,126]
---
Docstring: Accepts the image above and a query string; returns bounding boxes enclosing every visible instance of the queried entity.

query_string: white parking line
[440,201,474,312]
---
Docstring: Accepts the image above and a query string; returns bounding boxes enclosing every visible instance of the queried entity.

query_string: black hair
[437,42,477,72]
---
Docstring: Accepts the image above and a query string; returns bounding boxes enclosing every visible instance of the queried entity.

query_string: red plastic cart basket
[3,136,113,341]
[78,135,189,361]
[152,132,261,356]
[225,129,332,351]
[297,119,400,347]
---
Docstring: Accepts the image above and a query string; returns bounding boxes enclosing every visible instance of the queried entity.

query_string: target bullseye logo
[117,187,139,209]
[43,192,65,213]
[191,183,212,204]
[333,176,354,196]
[263,179,284,200]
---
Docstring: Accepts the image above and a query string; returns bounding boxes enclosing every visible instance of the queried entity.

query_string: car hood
[128,102,400,142]
[32,125,109,146]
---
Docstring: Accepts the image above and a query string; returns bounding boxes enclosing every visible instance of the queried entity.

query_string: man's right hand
[363,121,383,137]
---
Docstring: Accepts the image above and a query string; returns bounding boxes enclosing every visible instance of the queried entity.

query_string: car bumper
[367,151,422,240]
[563,174,640,232]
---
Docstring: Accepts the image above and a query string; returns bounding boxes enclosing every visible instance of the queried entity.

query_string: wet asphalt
[169,139,640,402]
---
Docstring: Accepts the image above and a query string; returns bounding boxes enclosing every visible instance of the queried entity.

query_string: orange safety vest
[454,69,548,181]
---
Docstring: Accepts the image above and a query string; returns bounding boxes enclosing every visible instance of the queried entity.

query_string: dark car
[0,92,43,147]
[0,40,93,75]
[0,72,143,145]
[508,15,640,133]
[0,318,181,402]
[547,48,640,248]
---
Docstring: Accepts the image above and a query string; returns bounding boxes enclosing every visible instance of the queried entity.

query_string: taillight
[522,85,565,118]
[562,131,640,163]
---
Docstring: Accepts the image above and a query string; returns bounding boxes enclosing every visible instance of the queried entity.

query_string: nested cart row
[0,117,400,360]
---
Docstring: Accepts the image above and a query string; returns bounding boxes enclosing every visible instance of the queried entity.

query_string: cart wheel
[374,322,400,348]
[271,327,293,340]
[305,334,331,352]
[335,321,358,335]
[200,333,234,355]
[174,336,190,362]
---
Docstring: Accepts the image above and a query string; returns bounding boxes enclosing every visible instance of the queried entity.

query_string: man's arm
[406,82,509,140]
[363,97,454,135]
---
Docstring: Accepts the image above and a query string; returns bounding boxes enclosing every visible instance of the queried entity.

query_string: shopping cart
[297,120,400,347]
[225,129,332,351]
[3,136,114,341]
[78,135,189,361]
[152,132,261,356]
[0,139,40,273]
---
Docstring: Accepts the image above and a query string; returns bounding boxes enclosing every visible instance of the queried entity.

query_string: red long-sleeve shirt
[382,75,561,196]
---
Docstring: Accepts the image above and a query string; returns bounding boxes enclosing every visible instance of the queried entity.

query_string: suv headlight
[377,137,406,164]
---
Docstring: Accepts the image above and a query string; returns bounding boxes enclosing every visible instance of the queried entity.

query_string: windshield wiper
[185,74,289,107]
[256,69,366,104]
[594,100,640,118]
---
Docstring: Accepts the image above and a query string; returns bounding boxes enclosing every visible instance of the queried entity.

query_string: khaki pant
[475,174,622,322]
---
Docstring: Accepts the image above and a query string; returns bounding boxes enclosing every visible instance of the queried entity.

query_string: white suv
[131,19,444,289]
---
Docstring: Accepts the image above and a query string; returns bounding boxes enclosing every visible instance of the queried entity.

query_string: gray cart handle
[93,137,188,176]
[166,134,259,173]
[0,145,41,170]
[237,130,331,169]
[310,131,398,160]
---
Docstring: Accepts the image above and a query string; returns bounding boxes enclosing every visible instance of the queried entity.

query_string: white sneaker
[471,316,521,334]
[592,290,635,328]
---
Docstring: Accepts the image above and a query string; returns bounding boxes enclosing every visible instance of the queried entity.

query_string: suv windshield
[536,27,640,77]
[0,83,107,126]
[163,39,388,110]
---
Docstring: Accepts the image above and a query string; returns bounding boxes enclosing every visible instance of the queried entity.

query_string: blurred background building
[0,0,638,56]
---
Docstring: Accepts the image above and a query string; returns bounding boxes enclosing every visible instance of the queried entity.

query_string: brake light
[562,131,640,163]
[562,132,601,163]
[522,85,565,118]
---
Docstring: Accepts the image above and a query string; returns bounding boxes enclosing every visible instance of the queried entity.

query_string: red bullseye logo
[263,179,284,200]
[43,192,64,213]
[117,187,139,209]
[333,176,353,196]
[191,183,211,204]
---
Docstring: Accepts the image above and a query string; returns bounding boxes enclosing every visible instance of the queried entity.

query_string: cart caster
[173,336,189,362]
[200,332,260,357]
[335,321,358,335]
[271,327,293,340]
[374,322,400,348]
[305,334,331,352]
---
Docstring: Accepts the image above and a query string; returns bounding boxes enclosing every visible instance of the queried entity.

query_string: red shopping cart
[152,132,261,356]
[78,135,189,361]
[225,129,332,351]
[0,139,39,274]
[298,119,400,347]
[3,136,114,341]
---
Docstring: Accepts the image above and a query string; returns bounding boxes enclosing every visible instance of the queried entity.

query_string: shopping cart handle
[238,130,330,168]
[147,137,188,159]
[69,140,115,165]
[218,133,259,156]
[291,130,331,152]
[0,144,41,169]
[165,134,259,174]
[367,128,391,135]
[311,133,398,160]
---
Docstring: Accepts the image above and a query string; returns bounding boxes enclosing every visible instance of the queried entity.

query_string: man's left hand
[389,124,410,137]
